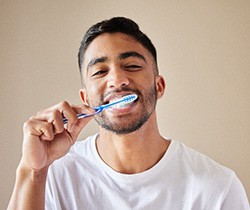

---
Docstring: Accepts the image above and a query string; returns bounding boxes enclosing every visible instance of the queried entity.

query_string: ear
[79,88,89,106]
[155,75,166,99]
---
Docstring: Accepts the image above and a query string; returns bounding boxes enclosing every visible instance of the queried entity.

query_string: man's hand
[20,101,94,171]
[7,101,94,210]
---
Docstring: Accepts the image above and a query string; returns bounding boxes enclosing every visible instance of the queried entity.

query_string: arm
[7,164,48,210]
[7,101,93,210]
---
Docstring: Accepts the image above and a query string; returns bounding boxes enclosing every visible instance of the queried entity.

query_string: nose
[107,68,129,89]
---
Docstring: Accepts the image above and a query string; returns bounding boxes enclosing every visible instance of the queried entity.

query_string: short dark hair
[78,17,158,79]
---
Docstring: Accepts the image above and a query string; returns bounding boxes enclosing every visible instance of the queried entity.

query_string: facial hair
[94,83,158,135]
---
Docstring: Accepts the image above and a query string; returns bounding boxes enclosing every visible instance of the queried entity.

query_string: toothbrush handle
[62,108,102,124]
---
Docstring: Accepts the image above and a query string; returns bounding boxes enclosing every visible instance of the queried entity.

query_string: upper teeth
[112,101,133,109]
[110,98,122,103]
[109,97,134,109]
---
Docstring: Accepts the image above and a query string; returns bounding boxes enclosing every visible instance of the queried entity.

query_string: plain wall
[1,0,249,209]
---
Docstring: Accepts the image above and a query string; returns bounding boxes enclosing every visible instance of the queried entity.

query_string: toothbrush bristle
[123,94,138,104]
[105,94,138,109]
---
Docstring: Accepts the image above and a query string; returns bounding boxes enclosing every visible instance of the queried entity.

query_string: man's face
[81,32,164,134]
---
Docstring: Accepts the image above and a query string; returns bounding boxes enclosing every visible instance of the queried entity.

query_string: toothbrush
[63,94,138,124]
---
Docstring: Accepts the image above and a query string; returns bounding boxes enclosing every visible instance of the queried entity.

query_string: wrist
[17,162,49,184]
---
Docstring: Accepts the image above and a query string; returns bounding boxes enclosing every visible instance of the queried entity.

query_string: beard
[94,83,158,135]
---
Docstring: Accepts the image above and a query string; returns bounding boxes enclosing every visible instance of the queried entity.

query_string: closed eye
[124,65,142,70]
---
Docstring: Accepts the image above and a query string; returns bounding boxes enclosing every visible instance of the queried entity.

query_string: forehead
[82,32,153,69]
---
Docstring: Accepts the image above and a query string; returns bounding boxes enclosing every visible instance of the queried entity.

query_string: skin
[7,32,169,209]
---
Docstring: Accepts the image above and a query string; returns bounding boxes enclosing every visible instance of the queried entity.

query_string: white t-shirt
[45,134,249,210]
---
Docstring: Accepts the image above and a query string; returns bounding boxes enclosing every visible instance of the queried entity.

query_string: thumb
[68,105,95,139]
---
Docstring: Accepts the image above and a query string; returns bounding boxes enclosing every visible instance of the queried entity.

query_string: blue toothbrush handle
[63,108,102,124]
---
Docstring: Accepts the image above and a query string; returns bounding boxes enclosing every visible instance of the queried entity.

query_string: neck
[96,112,170,174]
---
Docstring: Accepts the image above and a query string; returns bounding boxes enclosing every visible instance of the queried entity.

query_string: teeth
[109,98,122,103]
[108,96,134,109]
[112,101,133,109]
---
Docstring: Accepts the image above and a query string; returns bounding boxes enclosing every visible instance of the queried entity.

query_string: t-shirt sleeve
[221,173,249,210]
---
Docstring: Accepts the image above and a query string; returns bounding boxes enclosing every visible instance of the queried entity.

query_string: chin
[97,112,152,135]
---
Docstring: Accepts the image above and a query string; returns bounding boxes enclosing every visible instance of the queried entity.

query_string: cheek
[85,82,104,105]
[139,74,155,89]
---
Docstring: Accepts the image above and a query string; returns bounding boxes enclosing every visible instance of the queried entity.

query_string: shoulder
[169,140,235,188]
[179,143,249,208]
[171,140,233,173]
[168,140,250,207]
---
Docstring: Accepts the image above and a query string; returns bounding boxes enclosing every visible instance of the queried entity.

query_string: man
[8,17,249,210]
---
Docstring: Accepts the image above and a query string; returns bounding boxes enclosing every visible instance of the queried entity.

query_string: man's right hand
[7,101,94,210]
[20,101,94,172]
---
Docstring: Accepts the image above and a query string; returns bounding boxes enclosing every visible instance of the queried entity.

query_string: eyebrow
[87,56,109,71]
[119,51,146,62]
[86,51,147,72]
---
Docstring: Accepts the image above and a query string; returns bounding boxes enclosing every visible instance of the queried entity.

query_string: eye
[91,70,108,77]
[124,65,142,71]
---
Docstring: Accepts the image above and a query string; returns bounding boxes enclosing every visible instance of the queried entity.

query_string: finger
[71,104,96,118]
[33,102,94,135]
[62,104,95,139]
[57,101,78,131]
[64,104,95,132]
[31,110,64,135]
[23,119,55,141]
[38,101,72,113]
[68,114,94,140]
[39,123,55,141]
[49,110,64,135]
[34,101,78,132]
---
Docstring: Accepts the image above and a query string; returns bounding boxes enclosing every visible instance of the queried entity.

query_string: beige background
[1,0,249,208]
